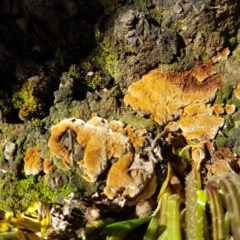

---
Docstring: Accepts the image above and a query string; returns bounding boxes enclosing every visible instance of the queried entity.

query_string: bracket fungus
[103,152,157,206]
[48,116,161,206]
[124,60,222,125]
[24,146,44,175]
[179,115,224,141]
[179,103,225,141]
[48,117,132,182]
[24,147,55,175]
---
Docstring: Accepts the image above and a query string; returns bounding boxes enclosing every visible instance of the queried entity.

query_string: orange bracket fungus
[48,116,161,206]
[179,114,224,141]
[124,60,222,125]
[24,146,44,175]
[24,146,55,175]
[104,152,157,206]
[179,103,224,141]
[48,117,132,182]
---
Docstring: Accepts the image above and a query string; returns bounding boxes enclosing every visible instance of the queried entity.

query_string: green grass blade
[206,173,240,239]
[157,229,167,240]
[80,220,110,240]
[216,174,240,239]
[205,185,225,240]
[102,216,151,235]
[196,190,209,240]
[224,212,231,240]
[166,194,182,240]
[144,163,172,240]
[185,168,207,240]
[143,214,160,240]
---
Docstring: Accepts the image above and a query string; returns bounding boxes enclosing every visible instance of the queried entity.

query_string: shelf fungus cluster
[48,116,161,206]
[124,59,226,142]
[24,146,55,175]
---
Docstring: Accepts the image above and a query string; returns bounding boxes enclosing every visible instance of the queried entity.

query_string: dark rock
[96,0,240,87]
[100,9,180,87]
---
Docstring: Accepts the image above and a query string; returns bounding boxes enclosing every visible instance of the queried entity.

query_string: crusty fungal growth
[234,83,240,100]
[124,61,222,125]
[179,103,224,141]
[48,117,132,182]
[127,173,157,206]
[211,48,230,63]
[24,146,43,175]
[103,152,156,206]
[179,115,224,141]
[183,103,213,116]
[191,61,216,82]
[213,103,225,115]
[225,104,236,115]
[48,116,158,205]
[43,159,56,173]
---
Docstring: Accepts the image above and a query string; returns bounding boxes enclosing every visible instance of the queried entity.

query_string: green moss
[227,94,240,109]
[12,87,37,117]
[0,171,81,213]
[215,134,228,148]
[59,185,74,198]
[119,111,161,132]
[104,52,117,78]
[232,111,240,123]
[86,72,103,91]
[214,84,233,104]
[68,64,81,79]
[69,170,99,197]
[96,33,119,80]
[39,180,74,203]
[12,79,46,120]
[222,116,235,135]
[0,175,40,212]
[39,183,58,203]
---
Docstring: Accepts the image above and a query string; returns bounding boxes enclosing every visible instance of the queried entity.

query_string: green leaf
[0,232,19,240]
[176,146,191,162]
[0,220,9,233]
[10,217,41,233]
[196,190,209,240]
[157,229,167,240]
[84,220,109,235]
[144,211,161,240]
[102,216,151,235]
[144,163,172,240]
[157,163,173,200]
